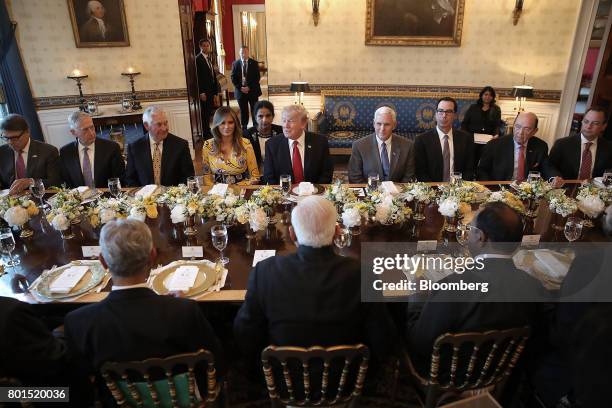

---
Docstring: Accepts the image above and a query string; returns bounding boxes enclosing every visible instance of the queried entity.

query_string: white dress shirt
[287,132,306,172]
[436,127,454,173]
[376,135,392,164]
[579,133,598,176]
[149,135,164,159]
[78,141,95,176]
[14,138,30,169]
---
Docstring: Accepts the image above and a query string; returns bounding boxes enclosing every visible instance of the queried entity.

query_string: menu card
[208,184,229,197]
[166,265,199,291]
[252,250,276,266]
[49,265,89,293]
[136,184,158,199]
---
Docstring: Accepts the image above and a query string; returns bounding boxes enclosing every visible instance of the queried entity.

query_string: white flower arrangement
[170,205,188,224]
[50,213,70,231]
[438,196,460,217]
[128,207,146,222]
[402,182,437,203]
[0,196,39,228]
[513,179,553,200]
[438,181,488,204]
[251,186,284,210]
[86,197,130,228]
[547,191,578,218]
[158,185,203,218]
[46,187,84,230]
[486,189,526,215]
[341,207,362,228]
[577,194,605,219]
[202,192,245,224]
[128,196,159,219]
[235,201,269,232]
[323,184,357,206]
[374,195,412,225]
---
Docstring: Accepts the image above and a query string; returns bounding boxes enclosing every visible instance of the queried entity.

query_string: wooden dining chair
[100,348,223,408]
[399,326,530,408]
[261,344,370,407]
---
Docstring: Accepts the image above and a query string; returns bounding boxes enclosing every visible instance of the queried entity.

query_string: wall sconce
[67,69,88,112]
[312,0,320,26]
[121,67,142,111]
[290,81,310,105]
[513,0,524,25]
[511,74,534,112]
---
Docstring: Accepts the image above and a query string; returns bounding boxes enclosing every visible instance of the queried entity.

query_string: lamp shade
[511,85,534,98]
[290,81,310,92]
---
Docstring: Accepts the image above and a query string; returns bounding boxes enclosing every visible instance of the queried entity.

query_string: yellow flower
[27,205,39,217]
[145,204,158,219]
[90,214,100,228]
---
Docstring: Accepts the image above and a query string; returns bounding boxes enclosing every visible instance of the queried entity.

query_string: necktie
[442,135,450,182]
[15,150,26,179]
[292,140,304,184]
[578,142,593,180]
[82,147,94,188]
[153,142,161,185]
[205,55,212,72]
[242,60,247,86]
[516,144,526,182]
[381,141,390,181]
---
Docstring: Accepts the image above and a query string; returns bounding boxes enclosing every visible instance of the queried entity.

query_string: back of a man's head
[475,202,524,248]
[291,196,337,248]
[100,219,153,277]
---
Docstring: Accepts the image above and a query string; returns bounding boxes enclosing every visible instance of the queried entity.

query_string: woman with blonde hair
[202,106,260,185]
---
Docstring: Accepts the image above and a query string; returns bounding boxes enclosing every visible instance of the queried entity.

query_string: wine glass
[121,97,132,112]
[564,217,583,243]
[187,176,199,194]
[334,226,352,249]
[456,223,470,246]
[280,174,292,203]
[29,178,48,212]
[367,173,379,195]
[603,170,612,188]
[211,224,229,265]
[0,227,19,267]
[450,172,463,186]
[527,171,541,183]
[108,178,121,198]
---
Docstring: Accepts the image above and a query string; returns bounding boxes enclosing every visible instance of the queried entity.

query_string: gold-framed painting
[67,0,130,48]
[365,0,465,46]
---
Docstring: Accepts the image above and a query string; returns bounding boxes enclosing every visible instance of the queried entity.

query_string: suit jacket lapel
[70,141,85,186]
[141,136,154,184]
[93,139,104,185]
[26,141,38,178]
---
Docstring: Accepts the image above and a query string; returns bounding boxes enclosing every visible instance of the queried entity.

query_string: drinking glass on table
[187,176,199,194]
[450,172,463,186]
[603,170,612,187]
[280,174,292,202]
[211,224,229,265]
[527,171,541,183]
[29,178,49,212]
[367,173,379,195]
[564,217,583,243]
[334,226,352,249]
[108,178,121,198]
[0,227,19,267]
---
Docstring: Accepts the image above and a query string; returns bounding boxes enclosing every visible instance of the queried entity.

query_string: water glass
[280,174,292,201]
[121,97,132,111]
[456,223,470,246]
[108,178,122,198]
[450,172,463,186]
[211,224,229,265]
[527,171,541,183]
[603,170,612,187]
[87,100,98,114]
[29,178,48,211]
[367,173,379,195]
[0,227,19,267]
[334,226,352,249]
[187,176,199,194]
[564,217,583,242]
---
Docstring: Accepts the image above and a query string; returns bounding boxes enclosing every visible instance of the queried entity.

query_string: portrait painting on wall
[365,0,465,46]
[67,0,130,48]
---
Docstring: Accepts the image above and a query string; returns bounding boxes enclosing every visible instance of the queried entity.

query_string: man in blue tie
[348,106,415,183]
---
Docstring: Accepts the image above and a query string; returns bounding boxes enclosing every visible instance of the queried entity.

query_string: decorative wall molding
[268,84,561,102]
[35,88,188,109]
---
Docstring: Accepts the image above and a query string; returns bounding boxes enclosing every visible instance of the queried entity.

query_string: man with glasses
[59,111,125,189]
[549,106,612,182]
[477,111,553,181]
[415,97,475,181]
[0,114,61,195]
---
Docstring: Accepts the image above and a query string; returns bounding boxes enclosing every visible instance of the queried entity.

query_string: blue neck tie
[381,141,390,181]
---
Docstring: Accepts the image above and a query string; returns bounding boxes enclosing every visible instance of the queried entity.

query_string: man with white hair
[59,111,124,188]
[79,0,121,42]
[234,196,395,365]
[125,105,194,186]
[263,104,333,184]
[65,219,224,400]
[348,106,415,183]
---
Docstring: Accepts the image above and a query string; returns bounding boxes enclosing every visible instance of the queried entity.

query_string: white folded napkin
[297,182,315,196]
[208,183,229,197]
[73,186,93,199]
[136,184,159,199]
[381,181,399,195]
[252,250,276,267]
[0,189,8,197]
[166,265,199,291]
[49,265,89,294]
[533,250,571,280]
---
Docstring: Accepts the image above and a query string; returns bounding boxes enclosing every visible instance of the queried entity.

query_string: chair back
[261,344,370,407]
[100,348,219,408]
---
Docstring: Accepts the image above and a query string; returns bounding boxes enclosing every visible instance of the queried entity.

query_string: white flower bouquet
[402,182,437,203]
[0,196,39,228]
[486,189,526,214]
[374,194,412,225]
[547,191,578,217]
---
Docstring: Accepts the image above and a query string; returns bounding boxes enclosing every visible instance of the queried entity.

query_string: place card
[474,133,493,145]
[82,246,101,258]
[416,240,437,252]
[182,246,203,258]
[521,234,541,246]
[49,265,89,293]
[208,183,228,197]
[252,250,276,266]
[350,187,366,197]
[167,265,199,291]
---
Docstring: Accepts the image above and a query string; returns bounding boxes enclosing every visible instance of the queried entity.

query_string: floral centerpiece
[341,201,374,235]
[0,195,39,237]
[547,190,578,230]
[437,184,475,232]
[512,179,553,217]
[202,191,245,226]
[251,185,284,217]
[127,196,159,222]
[373,194,412,225]
[576,183,607,227]
[46,187,84,238]
[235,201,269,237]
[485,189,525,215]
[87,197,130,228]
[158,185,205,236]
[401,182,437,221]
[324,184,357,207]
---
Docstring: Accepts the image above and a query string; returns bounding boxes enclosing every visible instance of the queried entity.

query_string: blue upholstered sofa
[313,90,480,154]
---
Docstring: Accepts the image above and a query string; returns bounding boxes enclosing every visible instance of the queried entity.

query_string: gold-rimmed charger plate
[34,261,107,300]
[150,261,221,297]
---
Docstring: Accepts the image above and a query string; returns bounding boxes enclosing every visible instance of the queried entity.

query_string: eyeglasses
[0,130,26,141]
[436,109,455,115]
[582,119,604,127]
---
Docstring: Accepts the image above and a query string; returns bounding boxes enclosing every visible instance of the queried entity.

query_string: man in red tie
[263,105,333,185]
[549,107,612,185]
[0,114,61,195]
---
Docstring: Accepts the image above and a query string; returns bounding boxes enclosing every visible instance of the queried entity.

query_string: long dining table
[0,181,608,304]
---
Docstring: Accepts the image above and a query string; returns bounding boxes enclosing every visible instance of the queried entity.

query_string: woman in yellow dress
[202,106,261,185]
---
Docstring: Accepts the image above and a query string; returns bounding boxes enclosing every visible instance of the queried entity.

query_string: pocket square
[31,155,38,159]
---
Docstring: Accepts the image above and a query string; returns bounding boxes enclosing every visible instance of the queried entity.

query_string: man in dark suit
[414,97,475,181]
[125,106,194,187]
[60,111,125,189]
[65,219,224,395]
[549,106,612,183]
[244,100,283,167]
[230,45,261,129]
[478,111,554,181]
[0,113,61,195]
[263,104,333,184]
[406,202,544,376]
[234,196,396,363]
[348,106,415,182]
[196,38,220,140]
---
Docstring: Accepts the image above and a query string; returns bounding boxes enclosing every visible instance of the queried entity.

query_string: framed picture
[365,0,465,46]
[67,0,130,47]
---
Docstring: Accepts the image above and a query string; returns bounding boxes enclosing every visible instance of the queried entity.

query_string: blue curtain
[0,0,44,141]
